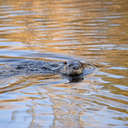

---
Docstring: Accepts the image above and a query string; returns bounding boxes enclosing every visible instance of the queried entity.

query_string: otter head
[61,60,85,76]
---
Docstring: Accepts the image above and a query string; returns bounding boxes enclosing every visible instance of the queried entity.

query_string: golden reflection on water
[0,0,128,127]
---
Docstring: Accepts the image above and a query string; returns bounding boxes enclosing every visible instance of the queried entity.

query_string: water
[0,0,128,127]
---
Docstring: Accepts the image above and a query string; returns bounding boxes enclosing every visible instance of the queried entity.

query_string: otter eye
[63,61,67,64]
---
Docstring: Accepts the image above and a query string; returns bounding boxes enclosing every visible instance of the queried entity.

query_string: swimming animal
[0,59,95,81]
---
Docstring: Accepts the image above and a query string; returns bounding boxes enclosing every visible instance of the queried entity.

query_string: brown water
[0,0,128,128]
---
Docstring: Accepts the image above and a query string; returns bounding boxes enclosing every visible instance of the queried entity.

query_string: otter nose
[73,65,79,70]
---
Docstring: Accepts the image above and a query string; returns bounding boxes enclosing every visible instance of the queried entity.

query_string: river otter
[0,60,95,79]
[59,60,85,76]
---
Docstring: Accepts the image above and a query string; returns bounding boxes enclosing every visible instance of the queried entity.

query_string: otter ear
[63,61,67,64]
[80,62,88,68]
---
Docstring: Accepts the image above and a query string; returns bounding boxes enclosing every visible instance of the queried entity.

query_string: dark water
[0,0,128,127]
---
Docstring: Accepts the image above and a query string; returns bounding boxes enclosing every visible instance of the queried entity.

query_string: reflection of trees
[27,84,87,128]
[0,0,127,57]
[0,0,128,55]
[6,76,94,128]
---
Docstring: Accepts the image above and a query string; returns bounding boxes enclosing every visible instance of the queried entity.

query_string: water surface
[0,0,128,128]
